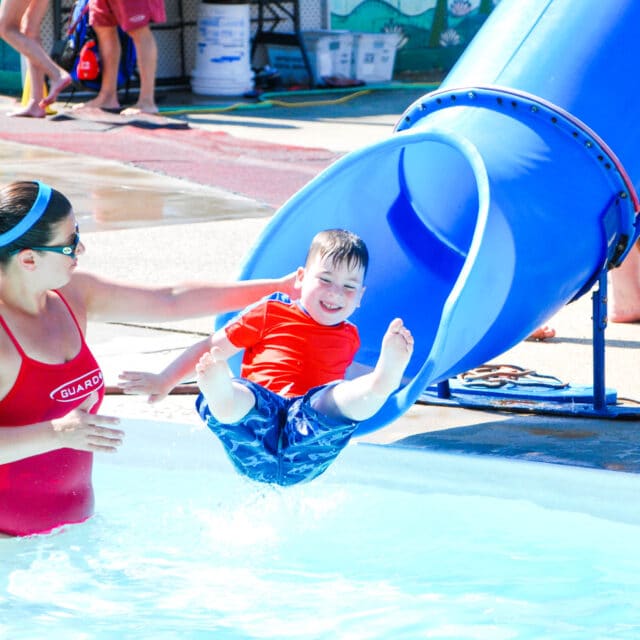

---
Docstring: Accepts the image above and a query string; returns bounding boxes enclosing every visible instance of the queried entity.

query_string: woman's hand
[51,392,124,453]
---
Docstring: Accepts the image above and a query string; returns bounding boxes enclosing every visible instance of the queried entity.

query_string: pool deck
[1,87,640,475]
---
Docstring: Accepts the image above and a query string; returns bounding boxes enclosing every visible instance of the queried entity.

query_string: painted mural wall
[330,0,500,76]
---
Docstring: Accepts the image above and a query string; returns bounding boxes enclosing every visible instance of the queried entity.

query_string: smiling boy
[120,229,414,485]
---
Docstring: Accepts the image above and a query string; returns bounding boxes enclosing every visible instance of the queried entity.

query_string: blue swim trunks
[195,380,358,486]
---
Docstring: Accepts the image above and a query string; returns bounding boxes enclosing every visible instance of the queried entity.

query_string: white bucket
[191,1,253,96]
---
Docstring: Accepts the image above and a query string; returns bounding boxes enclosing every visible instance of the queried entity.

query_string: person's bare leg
[25,0,70,107]
[314,318,414,422]
[73,25,121,110]
[8,0,45,116]
[0,0,70,110]
[39,71,71,107]
[120,25,158,115]
[196,348,256,423]
[9,59,45,116]
[609,241,640,323]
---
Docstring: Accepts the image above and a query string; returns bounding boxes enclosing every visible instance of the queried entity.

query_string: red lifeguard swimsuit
[0,291,104,536]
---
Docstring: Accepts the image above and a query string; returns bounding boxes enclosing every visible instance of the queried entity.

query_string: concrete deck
[1,87,639,474]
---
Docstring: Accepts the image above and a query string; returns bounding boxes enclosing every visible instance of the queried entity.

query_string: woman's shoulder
[68,269,100,289]
[64,270,111,303]
[57,272,98,323]
[61,271,91,299]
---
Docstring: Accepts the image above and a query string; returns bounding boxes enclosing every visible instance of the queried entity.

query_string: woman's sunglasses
[11,226,80,259]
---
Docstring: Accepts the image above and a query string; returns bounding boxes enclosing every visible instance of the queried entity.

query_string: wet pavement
[1,86,640,475]
[0,139,272,232]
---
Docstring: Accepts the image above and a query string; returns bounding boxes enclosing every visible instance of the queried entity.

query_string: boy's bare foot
[39,72,72,108]
[371,318,414,395]
[8,102,46,118]
[196,347,245,423]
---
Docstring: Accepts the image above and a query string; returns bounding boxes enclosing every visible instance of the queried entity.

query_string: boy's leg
[312,318,414,422]
[121,24,158,115]
[196,379,285,484]
[196,348,256,424]
[279,388,360,485]
[74,24,122,110]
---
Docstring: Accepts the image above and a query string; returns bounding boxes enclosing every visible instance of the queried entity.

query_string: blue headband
[0,181,53,248]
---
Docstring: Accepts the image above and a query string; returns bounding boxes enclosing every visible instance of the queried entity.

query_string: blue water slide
[227,0,640,434]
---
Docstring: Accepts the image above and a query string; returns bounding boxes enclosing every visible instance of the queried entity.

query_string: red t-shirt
[0,292,104,536]
[225,293,360,397]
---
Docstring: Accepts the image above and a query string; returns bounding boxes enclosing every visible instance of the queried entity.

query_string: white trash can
[191,0,253,96]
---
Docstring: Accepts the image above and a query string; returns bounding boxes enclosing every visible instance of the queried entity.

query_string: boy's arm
[118,330,241,403]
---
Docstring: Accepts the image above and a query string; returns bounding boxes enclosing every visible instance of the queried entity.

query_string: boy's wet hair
[0,181,72,266]
[305,229,369,276]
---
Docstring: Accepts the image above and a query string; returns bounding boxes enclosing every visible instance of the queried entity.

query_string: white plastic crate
[267,30,353,85]
[351,32,400,83]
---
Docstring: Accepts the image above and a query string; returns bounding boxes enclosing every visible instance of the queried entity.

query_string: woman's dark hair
[305,228,369,276]
[0,181,72,266]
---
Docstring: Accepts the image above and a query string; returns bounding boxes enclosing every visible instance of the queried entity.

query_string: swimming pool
[2,418,639,639]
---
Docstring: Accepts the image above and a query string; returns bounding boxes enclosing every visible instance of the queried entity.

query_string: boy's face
[295,253,365,326]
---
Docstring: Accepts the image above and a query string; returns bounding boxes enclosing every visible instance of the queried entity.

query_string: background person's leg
[0,0,70,109]
[74,24,121,110]
[121,24,157,114]
[609,241,640,323]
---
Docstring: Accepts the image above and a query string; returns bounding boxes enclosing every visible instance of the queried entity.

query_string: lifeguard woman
[0,180,293,536]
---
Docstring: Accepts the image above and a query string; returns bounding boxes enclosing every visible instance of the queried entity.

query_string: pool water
[1,420,639,639]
